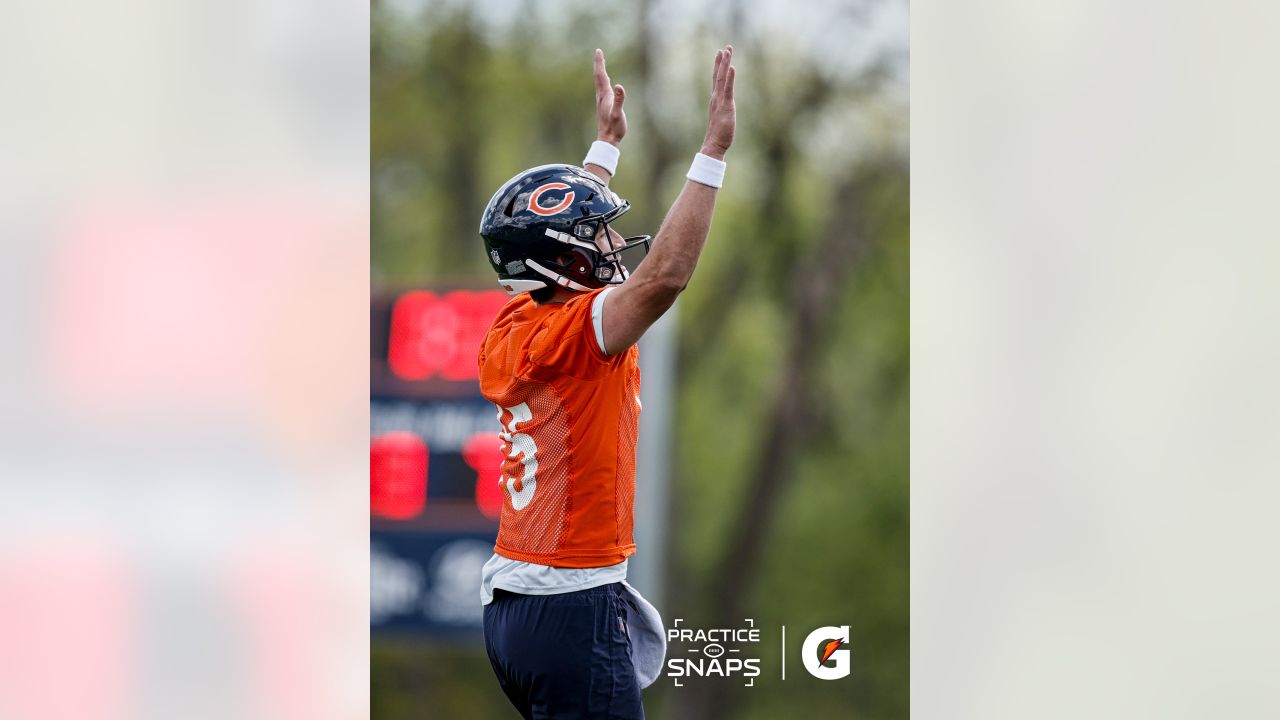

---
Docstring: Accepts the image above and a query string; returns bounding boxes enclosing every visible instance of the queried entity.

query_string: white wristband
[686,152,726,188]
[583,140,620,176]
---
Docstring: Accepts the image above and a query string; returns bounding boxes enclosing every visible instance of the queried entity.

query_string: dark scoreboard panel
[371,288,509,636]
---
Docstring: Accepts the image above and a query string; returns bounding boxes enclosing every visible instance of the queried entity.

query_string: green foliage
[372,641,516,720]
[372,2,908,717]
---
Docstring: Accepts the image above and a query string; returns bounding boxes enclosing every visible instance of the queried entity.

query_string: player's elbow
[622,265,689,315]
[637,277,685,316]
[630,271,686,306]
[653,274,689,300]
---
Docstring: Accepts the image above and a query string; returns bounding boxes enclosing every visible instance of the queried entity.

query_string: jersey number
[498,403,538,510]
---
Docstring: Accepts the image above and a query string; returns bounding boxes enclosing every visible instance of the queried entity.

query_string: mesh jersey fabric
[478,288,641,568]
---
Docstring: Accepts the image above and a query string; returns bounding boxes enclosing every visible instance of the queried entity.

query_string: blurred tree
[372,1,907,718]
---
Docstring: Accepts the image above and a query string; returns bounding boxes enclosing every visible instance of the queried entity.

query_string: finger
[725,65,735,101]
[594,49,611,97]
[613,83,626,110]
[712,49,723,91]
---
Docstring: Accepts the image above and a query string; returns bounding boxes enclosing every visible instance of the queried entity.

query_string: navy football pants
[483,583,644,719]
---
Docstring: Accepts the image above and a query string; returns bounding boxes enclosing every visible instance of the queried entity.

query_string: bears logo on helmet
[527,183,576,216]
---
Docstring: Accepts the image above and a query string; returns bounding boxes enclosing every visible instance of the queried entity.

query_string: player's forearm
[596,177,716,353]
[632,178,718,298]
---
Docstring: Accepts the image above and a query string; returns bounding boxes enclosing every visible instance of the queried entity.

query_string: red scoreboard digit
[370,431,429,519]
[373,288,510,525]
[386,290,508,381]
[463,432,505,521]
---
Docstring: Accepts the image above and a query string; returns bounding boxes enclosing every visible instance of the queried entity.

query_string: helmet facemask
[533,202,651,291]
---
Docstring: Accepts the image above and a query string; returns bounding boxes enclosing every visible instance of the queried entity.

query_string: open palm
[594,49,627,145]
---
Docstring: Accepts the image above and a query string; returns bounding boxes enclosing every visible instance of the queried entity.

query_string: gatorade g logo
[801,625,850,680]
[528,182,575,216]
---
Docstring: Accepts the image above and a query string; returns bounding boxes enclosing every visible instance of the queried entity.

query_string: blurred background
[370,0,908,718]
[7,0,1280,718]
[0,1,368,719]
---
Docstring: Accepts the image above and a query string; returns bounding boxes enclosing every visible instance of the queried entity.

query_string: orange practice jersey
[478,289,640,568]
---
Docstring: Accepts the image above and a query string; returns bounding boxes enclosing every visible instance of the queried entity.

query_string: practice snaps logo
[800,625,851,680]
[665,618,762,687]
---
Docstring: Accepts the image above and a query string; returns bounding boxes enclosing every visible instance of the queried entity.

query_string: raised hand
[701,45,737,160]
[594,49,627,145]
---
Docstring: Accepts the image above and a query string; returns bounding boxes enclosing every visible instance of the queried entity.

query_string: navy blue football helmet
[479,164,650,296]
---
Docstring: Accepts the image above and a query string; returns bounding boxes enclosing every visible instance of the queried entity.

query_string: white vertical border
[915,0,1280,716]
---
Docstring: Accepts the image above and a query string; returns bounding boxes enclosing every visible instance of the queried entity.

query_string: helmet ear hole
[559,247,599,285]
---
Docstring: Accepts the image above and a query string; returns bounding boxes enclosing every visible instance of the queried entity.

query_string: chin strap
[524,259,595,292]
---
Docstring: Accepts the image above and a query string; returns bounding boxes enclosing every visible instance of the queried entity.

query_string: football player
[478,45,736,719]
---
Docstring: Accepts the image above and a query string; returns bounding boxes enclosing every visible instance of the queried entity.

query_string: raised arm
[585,49,627,185]
[598,45,737,355]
